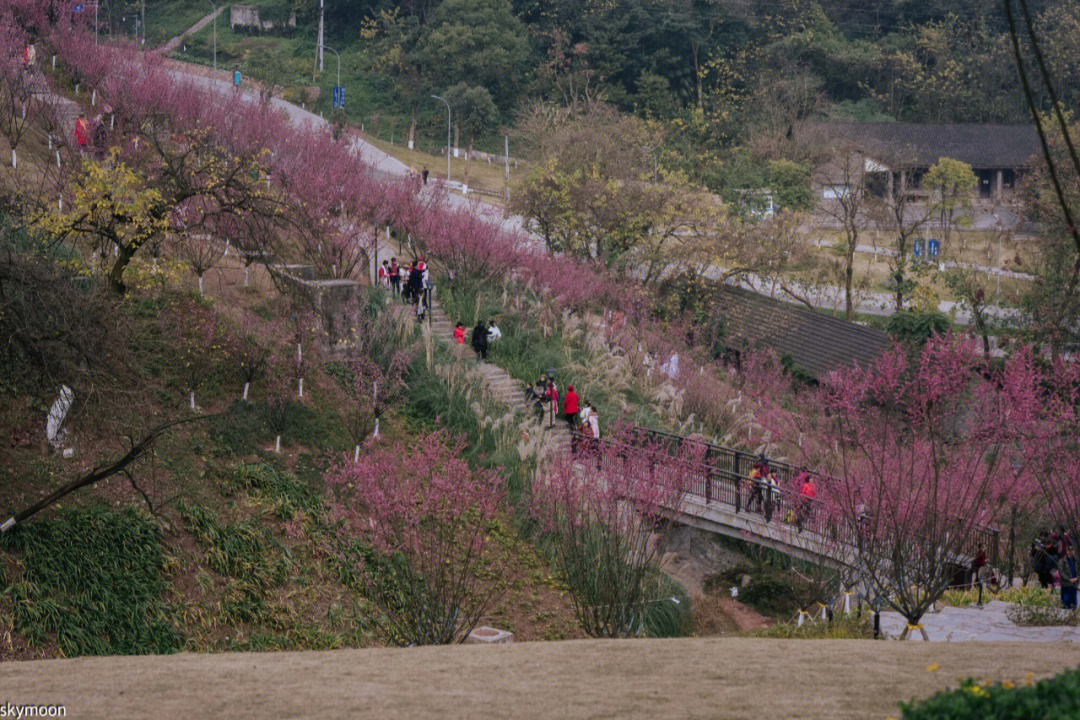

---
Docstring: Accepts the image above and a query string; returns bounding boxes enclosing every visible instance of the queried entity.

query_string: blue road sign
[331,85,345,110]
[928,239,940,257]
[913,239,923,258]
[73,3,85,11]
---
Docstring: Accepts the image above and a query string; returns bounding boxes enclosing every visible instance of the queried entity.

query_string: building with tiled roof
[710,284,892,379]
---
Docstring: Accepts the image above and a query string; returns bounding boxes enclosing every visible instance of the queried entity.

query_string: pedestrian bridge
[580,427,999,570]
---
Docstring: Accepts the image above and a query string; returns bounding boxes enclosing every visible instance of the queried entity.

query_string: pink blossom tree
[1021,355,1080,558]
[325,431,507,645]
[817,337,1039,639]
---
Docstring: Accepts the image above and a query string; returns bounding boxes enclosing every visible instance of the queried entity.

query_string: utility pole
[504,135,510,202]
[141,0,145,49]
[317,0,325,72]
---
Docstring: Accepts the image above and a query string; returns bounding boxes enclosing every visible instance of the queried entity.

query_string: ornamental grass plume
[530,425,703,637]
[324,431,507,646]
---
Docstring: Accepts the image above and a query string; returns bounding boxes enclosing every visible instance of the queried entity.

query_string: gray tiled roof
[712,285,892,378]
[797,121,1041,169]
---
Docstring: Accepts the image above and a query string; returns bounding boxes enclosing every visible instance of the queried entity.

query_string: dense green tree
[443,83,499,191]
[417,0,531,109]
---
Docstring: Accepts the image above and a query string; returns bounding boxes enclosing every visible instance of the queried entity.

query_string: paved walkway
[426,301,571,456]
[158,7,224,54]
[880,601,1080,642]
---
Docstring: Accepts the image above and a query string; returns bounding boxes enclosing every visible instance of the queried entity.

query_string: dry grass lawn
[2,637,1075,719]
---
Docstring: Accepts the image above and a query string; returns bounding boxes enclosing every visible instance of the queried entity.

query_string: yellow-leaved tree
[38,149,168,293]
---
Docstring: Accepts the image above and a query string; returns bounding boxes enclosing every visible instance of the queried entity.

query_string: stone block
[465,626,514,645]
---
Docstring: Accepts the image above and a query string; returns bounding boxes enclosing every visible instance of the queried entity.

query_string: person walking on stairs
[471,320,488,360]
[453,322,466,344]
[563,385,580,434]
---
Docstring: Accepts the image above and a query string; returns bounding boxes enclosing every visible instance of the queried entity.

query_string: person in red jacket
[74,113,89,151]
[453,322,466,344]
[563,384,580,434]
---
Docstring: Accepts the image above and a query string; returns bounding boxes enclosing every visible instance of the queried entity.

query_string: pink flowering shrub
[325,432,507,645]
[531,426,701,637]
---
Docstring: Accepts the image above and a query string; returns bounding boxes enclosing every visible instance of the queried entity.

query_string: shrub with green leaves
[0,506,182,656]
[901,667,1080,719]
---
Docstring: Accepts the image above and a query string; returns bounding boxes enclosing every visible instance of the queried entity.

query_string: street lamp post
[431,95,450,186]
[207,1,217,71]
[320,44,340,87]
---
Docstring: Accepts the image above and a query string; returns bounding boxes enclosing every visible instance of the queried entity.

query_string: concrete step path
[419,296,572,456]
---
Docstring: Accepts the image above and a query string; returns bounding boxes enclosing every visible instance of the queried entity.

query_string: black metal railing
[570,427,1000,565]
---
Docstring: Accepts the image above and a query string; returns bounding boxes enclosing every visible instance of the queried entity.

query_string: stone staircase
[426,301,572,456]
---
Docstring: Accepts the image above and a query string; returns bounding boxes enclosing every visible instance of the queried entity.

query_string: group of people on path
[1031,528,1077,609]
[73,111,110,157]
[524,377,599,442]
[379,257,431,320]
[453,320,500,360]
[741,455,817,528]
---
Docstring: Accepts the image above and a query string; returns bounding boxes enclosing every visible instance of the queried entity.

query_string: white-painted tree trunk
[298,378,304,398]
[197,274,204,294]
[10,148,15,169]
[55,151,60,168]
[47,133,52,149]
[274,435,281,453]
[353,445,360,463]
[91,89,96,105]
[243,266,250,287]
[373,417,380,439]
[242,382,250,401]
[189,391,196,410]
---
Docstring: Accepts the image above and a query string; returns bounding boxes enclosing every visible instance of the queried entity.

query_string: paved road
[159,61,1024,326]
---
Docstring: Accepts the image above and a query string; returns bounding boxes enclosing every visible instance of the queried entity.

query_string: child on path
[453,322,466,344]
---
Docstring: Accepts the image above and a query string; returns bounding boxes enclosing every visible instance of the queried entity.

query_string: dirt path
[158,8,224,54]
[3,637,1075,719]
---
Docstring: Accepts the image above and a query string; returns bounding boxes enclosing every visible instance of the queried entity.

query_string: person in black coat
[471,320,488,360]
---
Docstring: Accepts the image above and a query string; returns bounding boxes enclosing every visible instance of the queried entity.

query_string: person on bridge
[763,471,779,522]
[471,320,488,360]
[746,466,764,513]
[796,470,816,531]
[1060,546,1077,610]
[563,384,580,434]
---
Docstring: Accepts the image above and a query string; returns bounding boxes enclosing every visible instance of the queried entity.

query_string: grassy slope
[3,637,1078,719]
[0,249,582,660]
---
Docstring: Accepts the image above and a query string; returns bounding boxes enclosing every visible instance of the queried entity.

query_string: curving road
[160,58,1022,327]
